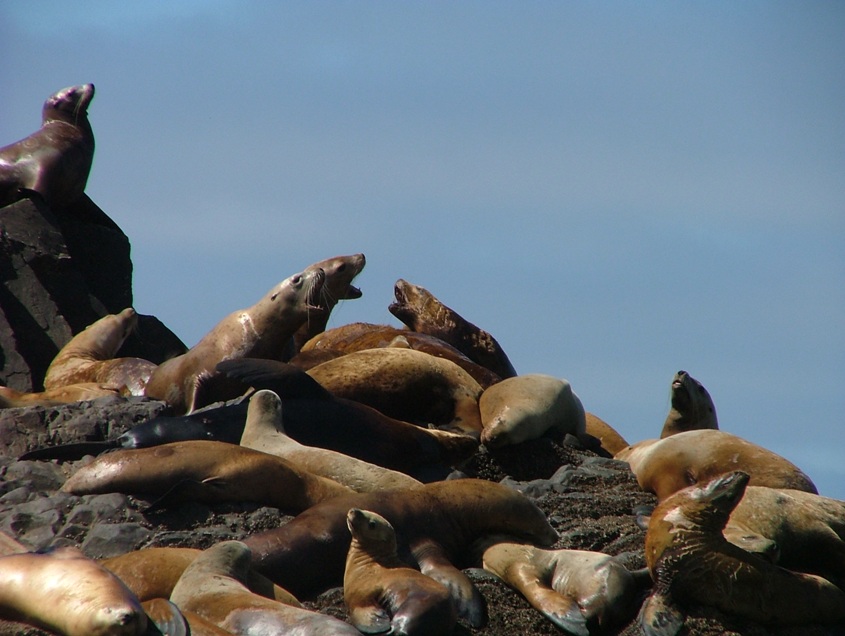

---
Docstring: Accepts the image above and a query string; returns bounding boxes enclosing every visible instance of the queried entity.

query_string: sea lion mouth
[700,470,750,507]
[671,371,687,390]
[306,269,327,311]
[346,284,362,299]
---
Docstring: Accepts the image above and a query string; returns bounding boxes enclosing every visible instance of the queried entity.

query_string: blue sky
[3,2,844,497]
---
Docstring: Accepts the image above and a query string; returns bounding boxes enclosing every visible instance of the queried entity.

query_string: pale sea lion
[44,308,156,396]
[659,370,717,438]
[60,439,353,510]
[0,84,95,209]
[388,278,517,379]
[0,382,123,409]
[169,540,360,635]
[641,471,845,634]
[0,546,147,636]
[478,539,649,636]
[307,347,484,435]
[614,429,817,500]
[344,508,457,636]
[244,478,558,599]
[144,265,327,414]
[478,374,586,449]
[100,546,299,605]
[240,389,423,492]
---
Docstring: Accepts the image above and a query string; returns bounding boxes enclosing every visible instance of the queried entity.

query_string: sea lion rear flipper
[527,585,589,636]
[349,605,391,634]
[638,591,684,636]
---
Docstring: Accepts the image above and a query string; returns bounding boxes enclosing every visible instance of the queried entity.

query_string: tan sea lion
[100,546,299,605]
[344,508,457,636]
[60,439,353,510]
[244,478,559,600]
[0,546,147,636]
[144,265,327,414]
[169,540,361,635]
[659,370,717,438]
[142,598,233,636]
[240,389,423,492]
[478,539,649,635]
[641,471,845,633]
[0,382,123,409]
[478,374,586,448]
[307,347,484,435]
[582,412,629,457]
[614,429,817,500]
[0,84,96,209]
[44,308,156,396]
[388,278,517,378]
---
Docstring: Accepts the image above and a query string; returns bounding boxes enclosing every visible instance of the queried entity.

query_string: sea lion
[0,382,123,409]
[43,308,156,396]
[344,508,457,636]
[244,478,559,600]
[299,322,502,388]
[582,412,629,457]
[144,265,327,414]
[0,546,147,636]
[0,84,95,209]
[99,546,299,605]
[60,439,353,510]
[307,347,484,435]
[659,370,717,438]
[614,429,818,501]
[142,598,233,636]
[286,253,366,357]
[478,539,649,635]
[169,540,361,635]
[388,278,517,379]
[641,471,845,633]
[478,374,586,449]
[240,389,423,492]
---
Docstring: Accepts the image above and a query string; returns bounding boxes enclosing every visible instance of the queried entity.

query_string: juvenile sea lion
[614,429,817,500]
[144,265,327,414]
[60,439,353,510]
[389,278,517,379]
[169,540,361,635]
[478,374,586,449]
[244,478,558,599]
[344,508,456,636]
[0,382,123,409]
[659,370,717,438]
[240,389,423,492]
[0,546,147,636]
[641,472,845,633]
[44,308,156,396]
[307,347,484,435]
[478,540,649,635]
[0,84,96,209]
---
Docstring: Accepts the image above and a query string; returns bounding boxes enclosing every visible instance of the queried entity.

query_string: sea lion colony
[1,85,843,636]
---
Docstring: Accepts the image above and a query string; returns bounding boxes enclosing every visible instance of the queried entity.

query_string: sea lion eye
[291,275,302,287]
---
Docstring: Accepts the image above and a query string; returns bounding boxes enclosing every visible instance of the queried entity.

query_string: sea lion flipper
[142,598,189,636]
[216,358,331,400]
[349,605,391,634]
[527,586,589,636]
[638,591,684,636]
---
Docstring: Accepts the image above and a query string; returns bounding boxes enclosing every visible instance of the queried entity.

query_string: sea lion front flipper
[348,604,391,634]
[525,584,589,636]
[142,598,188,636]
[638,591,684,636]
[216,357,332,400]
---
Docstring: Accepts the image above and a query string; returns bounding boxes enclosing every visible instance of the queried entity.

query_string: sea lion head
[661,370,717,437]
[315,253,366,300]
[269,267,326,313]
[389,278,435,327]
[43,84,95,123]
[347,508,398,557]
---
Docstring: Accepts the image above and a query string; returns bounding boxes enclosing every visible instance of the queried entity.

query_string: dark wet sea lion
[0,84,95,209]
[659,370,718,438]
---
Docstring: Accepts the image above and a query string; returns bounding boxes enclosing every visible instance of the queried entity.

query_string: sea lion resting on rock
[640,471,845,634]
[0,382,123,409]
[0,84,96,208]
[44,308,156,396]
[0,546,147,636]
[659,370,717,438]
[615,429,817,500]
[344,508,457,636]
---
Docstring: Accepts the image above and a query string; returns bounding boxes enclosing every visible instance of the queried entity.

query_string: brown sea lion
[0,546,147,636]
[244,478,559,600]
[614,429,817,501]
[0,84,95,209]
[60,439,353,510]
[240,389,423,492]
[478,539,649,635]
[582,412,629,457]
[388,278,517,379]
[169,540,361,635]
[43,308,156,396]
[344,508,457,636]
[641,472,845,634]
[478,374,586,448]
[99,546,299,605]
[659,370,718,438]
[0,382,123,409]
[144,265,327,414]
[307,347,484,435]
